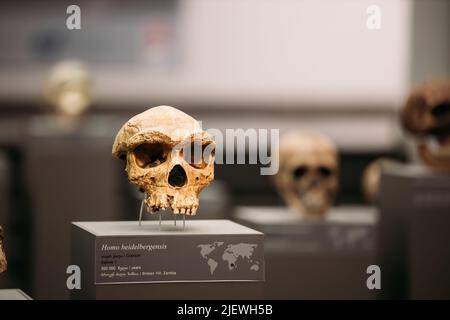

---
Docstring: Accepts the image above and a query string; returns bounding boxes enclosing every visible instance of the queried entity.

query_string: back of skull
[275,131,338,218]
[112,106,215,215]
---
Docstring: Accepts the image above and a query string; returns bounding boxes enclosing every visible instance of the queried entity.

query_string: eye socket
[133,143,167,168]
[431,102,450,118]
[293,166,307,179]
[183,141,214,169]
[319,166,332,177]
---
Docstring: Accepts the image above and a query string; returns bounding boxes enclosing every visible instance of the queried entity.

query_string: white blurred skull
[274,131,338,218]
[43,60,92,118]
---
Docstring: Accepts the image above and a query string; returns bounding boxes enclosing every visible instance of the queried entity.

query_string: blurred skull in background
[113,106,215,216]
[401,77,450,171]
[0,226,6,274]
[274,131,338,218]
[362,158,402,204]
[43,60,92,118]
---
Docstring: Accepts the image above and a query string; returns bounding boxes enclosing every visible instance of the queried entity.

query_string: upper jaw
[419,136,450,157]
[417,136,450,172]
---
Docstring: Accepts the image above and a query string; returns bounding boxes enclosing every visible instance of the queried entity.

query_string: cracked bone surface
[400,77,450,171]
[0,226,6,274]
[274,131,338,218]
[112,106,215,215]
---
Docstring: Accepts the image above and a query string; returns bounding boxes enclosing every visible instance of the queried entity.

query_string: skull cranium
[400,78,450,171]
[274,131,338,218]
[43,60,92,118]
[112,106,215,215]
[0,226,6,274]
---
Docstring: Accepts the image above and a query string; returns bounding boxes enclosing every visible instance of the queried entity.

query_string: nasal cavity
[168,164,187,187]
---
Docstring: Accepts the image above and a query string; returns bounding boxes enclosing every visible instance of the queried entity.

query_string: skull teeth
[146,196,200,216]
[168,205,198,216]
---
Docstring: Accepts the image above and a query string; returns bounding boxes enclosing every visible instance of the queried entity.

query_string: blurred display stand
[0,143,31,292]
[234,206,378,299]
[379,164,450,299]
[0,289,32,300]
[25,115,126,299]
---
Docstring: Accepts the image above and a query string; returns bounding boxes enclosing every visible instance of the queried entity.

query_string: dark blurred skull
[401,78,450,171]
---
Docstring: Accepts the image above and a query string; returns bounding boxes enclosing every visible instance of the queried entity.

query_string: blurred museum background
[0,0,449,299]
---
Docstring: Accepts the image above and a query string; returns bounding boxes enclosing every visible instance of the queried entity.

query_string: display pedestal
[26,115,125,299]
[71,220,264,300]
[0,289,32,300]
[234,206,377,299]
[379,164,450,299]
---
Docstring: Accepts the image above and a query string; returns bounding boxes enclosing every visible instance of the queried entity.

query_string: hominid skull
[43,60,92,118]
[112,106,215,215]
[400,77,450,171]
[274,131,338,218]
[0,226,6,274]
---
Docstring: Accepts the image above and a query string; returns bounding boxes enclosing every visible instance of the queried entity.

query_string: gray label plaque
[95,235,264,284]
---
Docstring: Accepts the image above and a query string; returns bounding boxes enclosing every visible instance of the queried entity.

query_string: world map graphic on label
[197,242,260,275]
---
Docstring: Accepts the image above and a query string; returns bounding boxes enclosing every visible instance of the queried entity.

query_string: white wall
[0,0,412,111]
[176,0,412,109]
